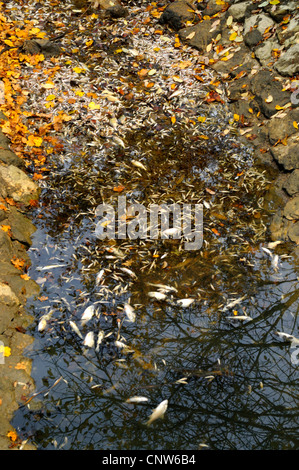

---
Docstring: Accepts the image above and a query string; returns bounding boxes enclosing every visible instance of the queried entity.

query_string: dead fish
[95,269,105,285]
[177,298,195,308]
[226,315,253,321]
[131,160,147,171]
[69,320,83,339]
[222,296,246,312]
[267,241,282,249]
[119,267,137,279]
[124,303,136,322]
[275,331,299,346]
[146,399,168,426]
[38,310,54,332]
[83,331,95,348]
[95,329,105,352]
[148,283,178,294]
[125,396,149,404]
[148,291,167,301]
[81,305,95,326]
[271,254,279,271]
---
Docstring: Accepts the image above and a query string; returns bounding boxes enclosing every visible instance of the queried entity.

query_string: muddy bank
[158,0,299,249]
[0,117,40,449]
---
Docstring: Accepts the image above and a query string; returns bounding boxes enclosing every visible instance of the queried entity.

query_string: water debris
[148,292,167,301]
[125,396,149,404]
[146,399,168,426]
[177,298,195,308]
[124,303,136,322]
[83,331,95,348]
[38,310,54,332]
[69,321,83,339]
[36,264,67,271]
[119,267,137,279]
[148,283,178,294]
[95,330,105,352]
[81,305,96,326]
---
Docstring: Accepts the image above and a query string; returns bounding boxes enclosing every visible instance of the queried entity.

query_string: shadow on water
[9,0,299,450]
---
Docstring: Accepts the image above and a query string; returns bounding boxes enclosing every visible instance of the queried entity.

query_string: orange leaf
[7,431,18,442]
[1,224,11,232]
[212,228,220,236]
[113,185,125,192]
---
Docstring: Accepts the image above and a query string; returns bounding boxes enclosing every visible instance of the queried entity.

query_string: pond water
[9,0,299,450]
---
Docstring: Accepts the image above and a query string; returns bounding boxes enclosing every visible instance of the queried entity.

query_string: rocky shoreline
[0,0,298,450]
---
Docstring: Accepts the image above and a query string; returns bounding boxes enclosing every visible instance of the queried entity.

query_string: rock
[0,282,20,307]
[270,140,299,171]
[267,1,299,23]
[23,39,61,57]
[288,221,299,244]
[0,230,14,259]
[202,0,228,17]
[267,109,299,145]
[179,17,222,52]
[0,260,40,303]
[254,40,282,66]
[212,43,259,77]
[243,14,275,37]
[0,164,40,206]
[269,208,292,241]
[244,29,263,47]
[90,0,128,18]
[250,69,291,118]
[274,44,299,76]
[283,195,299,220]
[159,1,196,31]
[6,206,36,246]
[0,131,24,168]
[277,14,299,43]
[283,170,299,196]
[227,1,252,22]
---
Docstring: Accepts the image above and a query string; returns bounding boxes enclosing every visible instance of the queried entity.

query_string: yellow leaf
[88,102,100,110]
[293,121,298,129]
[73,66,85,73]
[0,345,11,357]
[27,135,43,147]
[1,225,11,232]
[75,90,85,96]
[197,116,206,123]
[46,94,56,101]
[171,116,176,124]
[41,82,55,89]
[30,27,41,35]
[20,273,30,281]
[7,431,17,442]
[86,39,93,47]
[234,114,240,121]
[229,31,238,41]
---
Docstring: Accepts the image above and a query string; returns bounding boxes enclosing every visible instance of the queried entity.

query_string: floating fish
[226,315,253,321]
[119,267,137,279]
[83,331,95,348]
[131,160,147,171]
[95,269,105,285]
[95,330,105,351]
[222,296,246,312]
[146,399,168,426]
[69,320,83,339]
[38,310,54,332]
[148,283,178,294]
[81,305,95,326]
[177,298,195,308]
[125,396,149,404]
[148,291,167,301]
[275,331,299,347]
[124,303,136,322]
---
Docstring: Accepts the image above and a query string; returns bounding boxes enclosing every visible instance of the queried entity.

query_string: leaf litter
[2,0,298,439]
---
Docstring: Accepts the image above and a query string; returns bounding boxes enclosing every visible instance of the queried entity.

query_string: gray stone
[288,221,299,244]
[250,69,291,118]
[254,40,282,66]
[202,0,227,17]
[270,141,299,171]
[6,206,37,246]
[0,164,40,205]
[244,29,263,47]
[277,15,299,43]
[0,230,14,259]
[227,1,252,22]
[267,109,299,145]
[244,13,275,36]
[179,18,222,52]
[0,282,20,307]
[159,1,195,31]
[274,44,299,77]
[267,2,299,22]
[283,195,299,220]
[283,170,299,196]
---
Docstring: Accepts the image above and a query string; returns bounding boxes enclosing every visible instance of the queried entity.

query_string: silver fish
[146,399,168,426]
[124,303,136,322]
[81,305,95,326]
[83,331,95,348]
[38,310,54,332]
[125,396,149,404]
[95,330,105,351]
[69,321,83,339]
[148,291,167,301]
[177,298,195,308]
